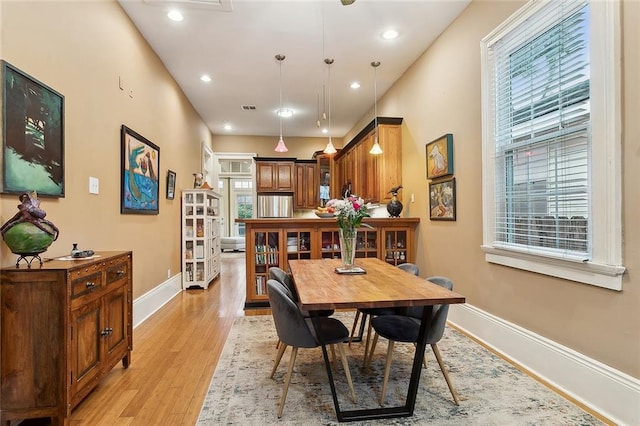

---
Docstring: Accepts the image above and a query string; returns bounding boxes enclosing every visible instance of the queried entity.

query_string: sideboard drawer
[71,272,103,299]
[106,258,129,285]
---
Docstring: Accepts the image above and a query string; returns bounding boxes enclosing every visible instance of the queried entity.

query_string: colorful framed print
[429,177,456,221]
[121,125,159,214]
[426,133,453,180]
[166,169,176,200]
[2,61,65,196]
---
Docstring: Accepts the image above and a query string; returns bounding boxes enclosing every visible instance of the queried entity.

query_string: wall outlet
[167,269,171,279]
[411,193,415,203]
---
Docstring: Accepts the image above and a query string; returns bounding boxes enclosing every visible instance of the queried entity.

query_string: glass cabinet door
[320,229,341,259]
[355,229,378,258]
[252,230,281,298]
[382,228,408,265]
[286,230,313,261]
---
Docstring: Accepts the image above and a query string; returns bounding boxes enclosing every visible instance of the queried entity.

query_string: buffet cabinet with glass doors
[240,217,419,308]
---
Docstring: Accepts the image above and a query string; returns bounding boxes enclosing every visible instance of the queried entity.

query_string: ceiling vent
[241,105,257,111]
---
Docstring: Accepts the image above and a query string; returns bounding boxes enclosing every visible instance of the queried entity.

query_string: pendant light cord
[276,54,285,139]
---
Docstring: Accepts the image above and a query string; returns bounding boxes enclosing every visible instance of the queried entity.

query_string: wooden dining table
[288,257,466,422]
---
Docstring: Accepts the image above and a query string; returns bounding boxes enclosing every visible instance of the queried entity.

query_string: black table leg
[310,307,434,422]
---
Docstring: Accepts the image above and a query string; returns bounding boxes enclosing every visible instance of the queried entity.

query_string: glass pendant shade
[369,137,383,155]
[323,137,337,154]
[275,136,288,153]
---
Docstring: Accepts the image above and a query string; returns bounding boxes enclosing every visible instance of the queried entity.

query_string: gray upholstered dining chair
[349,263,419,366]
[266,279,356,418]
[365,276,459,406]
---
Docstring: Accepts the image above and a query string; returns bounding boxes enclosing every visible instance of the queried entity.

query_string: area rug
[197,313,602,425]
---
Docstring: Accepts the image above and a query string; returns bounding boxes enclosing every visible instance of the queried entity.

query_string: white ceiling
[118,0,470,139]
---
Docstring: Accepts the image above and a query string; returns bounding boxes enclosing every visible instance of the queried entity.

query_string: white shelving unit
[181,189,221,290]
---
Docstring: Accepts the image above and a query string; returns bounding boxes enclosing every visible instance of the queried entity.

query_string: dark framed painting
[2,61,64,196]
[429,177,456,221]
[166,169,176,200]
[121,125,159,214]
[426,133,453,180]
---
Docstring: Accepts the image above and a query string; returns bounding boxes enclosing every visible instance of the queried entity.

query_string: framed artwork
[2,61,65,196]
[166,169,176,200]
[429,177,456,221]
[426,133,453,179]
[121,125,159,214]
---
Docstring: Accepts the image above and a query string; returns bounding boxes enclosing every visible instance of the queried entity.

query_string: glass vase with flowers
[326,195,371,269]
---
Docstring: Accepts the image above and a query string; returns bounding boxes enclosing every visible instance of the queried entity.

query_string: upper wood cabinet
[254,158,295,192]
[333,117,402,203]
[294,160,317,209]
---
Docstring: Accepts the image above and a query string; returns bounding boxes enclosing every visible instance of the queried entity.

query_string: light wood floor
[21,252,609,425]
[66,252,254,425]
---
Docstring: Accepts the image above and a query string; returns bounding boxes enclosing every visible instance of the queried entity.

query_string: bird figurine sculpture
[387,185,403,217]
[388,185,403,196]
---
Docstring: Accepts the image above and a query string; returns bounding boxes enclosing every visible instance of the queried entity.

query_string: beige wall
[0,1,211,299]
[212,134,343,160]
[350,0,638,377]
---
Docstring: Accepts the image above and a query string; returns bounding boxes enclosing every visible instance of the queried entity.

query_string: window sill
[481,245,625,291]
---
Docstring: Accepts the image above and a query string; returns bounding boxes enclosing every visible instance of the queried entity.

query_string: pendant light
[369,61,383,155]
[323,58,337,155]
[274,54,288,153]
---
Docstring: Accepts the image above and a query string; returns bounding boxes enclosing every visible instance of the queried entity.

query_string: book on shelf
[255,276,267,295]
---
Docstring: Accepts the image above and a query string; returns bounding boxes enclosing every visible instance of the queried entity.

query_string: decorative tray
[334,266,366,275]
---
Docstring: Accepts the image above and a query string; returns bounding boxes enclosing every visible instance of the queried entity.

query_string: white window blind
[489,0,590,261]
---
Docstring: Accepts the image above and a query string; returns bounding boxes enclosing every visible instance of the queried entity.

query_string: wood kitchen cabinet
[333,117,402,203]
[254,157,295,192]
[1,251,132,425]
[294,160,317,209]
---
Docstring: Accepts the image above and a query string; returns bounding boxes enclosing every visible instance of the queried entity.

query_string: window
[481,0,624,290]
[220,159,252,174]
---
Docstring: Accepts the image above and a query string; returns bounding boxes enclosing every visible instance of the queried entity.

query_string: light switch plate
[89,177,99,194]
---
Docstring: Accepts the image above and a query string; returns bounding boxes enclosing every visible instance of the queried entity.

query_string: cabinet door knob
[100,328,110,337]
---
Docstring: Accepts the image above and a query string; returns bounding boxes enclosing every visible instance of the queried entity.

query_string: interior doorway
[215,153,256,238]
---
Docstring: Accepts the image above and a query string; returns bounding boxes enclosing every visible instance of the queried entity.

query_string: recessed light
[200,74,212,82]
[322,128,328,134]
[223,123,232,131]
[350,82,360,89]
[381,29,399,40]
[167,10,184,22]
[276,108,293,118]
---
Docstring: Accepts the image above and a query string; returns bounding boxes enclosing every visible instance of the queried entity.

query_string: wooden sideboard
[239,218,419,309]
[1,251,133,425]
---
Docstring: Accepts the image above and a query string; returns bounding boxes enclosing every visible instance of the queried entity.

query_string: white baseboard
[448,304,640,426]
[132,273,182,328]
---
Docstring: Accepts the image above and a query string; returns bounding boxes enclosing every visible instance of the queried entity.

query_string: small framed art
[426,133,453,179]
[121,125,160,214]
[429,177,456,221]
[166,169,176,200]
